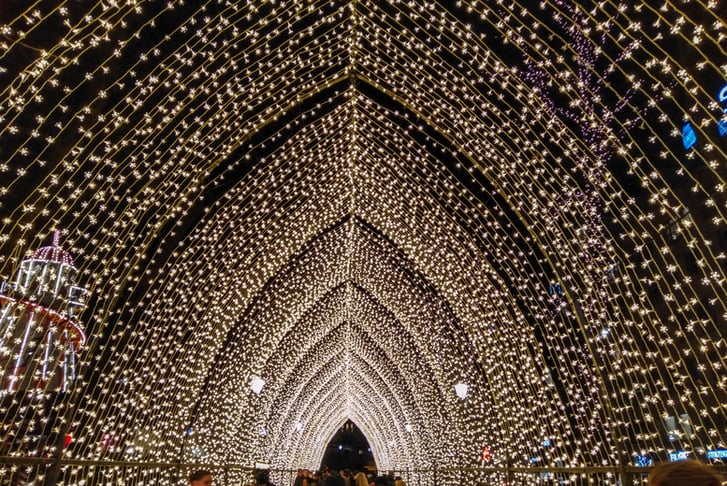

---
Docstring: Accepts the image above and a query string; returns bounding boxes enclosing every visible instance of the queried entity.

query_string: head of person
[648,460,722,486]
[190,469,213,486]
[354,471,369,486]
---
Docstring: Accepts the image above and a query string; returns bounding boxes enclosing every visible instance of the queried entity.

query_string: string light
[0,0,724,484]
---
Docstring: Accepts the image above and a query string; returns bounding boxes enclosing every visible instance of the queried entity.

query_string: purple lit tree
[522,1,643,301]
[517,1,654,461]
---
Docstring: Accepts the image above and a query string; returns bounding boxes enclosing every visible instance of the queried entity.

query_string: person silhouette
[190,469,213,486]
[648,460,722,486]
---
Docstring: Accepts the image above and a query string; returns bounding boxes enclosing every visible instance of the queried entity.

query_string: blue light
[718,83,727,104]
[682,121,697,150]
[718,119,727,137]
[707,449,727,459]
[542,439,551,447]
[636,455,653,467]
[548,283,564,296]
[669,451,688,462]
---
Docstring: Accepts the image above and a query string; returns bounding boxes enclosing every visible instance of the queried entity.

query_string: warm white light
[250,376,266,395]
[0,1,723,484]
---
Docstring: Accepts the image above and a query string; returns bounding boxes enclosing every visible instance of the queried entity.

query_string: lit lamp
[250,376,265,394]
[454,382,469,399]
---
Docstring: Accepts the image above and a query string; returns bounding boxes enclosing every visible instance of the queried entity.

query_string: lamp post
[250,376,266,395]
[454,383,468,400]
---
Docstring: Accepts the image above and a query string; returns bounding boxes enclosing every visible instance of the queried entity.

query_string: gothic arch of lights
[0,0,725,484]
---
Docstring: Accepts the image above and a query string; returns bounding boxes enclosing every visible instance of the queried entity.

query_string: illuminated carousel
[0,231,86,395]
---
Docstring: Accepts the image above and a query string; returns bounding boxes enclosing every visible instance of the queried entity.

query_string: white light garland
[0,0,724,485]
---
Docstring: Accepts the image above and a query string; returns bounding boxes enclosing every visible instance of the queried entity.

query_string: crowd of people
[290,467,405,486]
[189,467,405,486]
[189,459,724,486]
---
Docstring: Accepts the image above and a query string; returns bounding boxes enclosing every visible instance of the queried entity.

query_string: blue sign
[718,84,727,104]
[669,450,689,461]
[636,455,653,467]
[707,449,727,459]
[717,108,727,137]
[548,283,564,296]
[682,121,697,150]
[719,118,727,137]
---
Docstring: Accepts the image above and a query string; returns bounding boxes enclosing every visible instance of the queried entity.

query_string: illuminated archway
[0,1,724,485]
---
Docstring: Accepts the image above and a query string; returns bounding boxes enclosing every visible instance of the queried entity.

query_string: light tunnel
[0,0,725,485]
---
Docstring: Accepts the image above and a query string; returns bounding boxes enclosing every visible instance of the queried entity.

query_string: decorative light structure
[0,231,86,394]
[0,0,724,484]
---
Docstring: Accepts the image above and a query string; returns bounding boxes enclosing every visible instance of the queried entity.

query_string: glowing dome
[30,231,76,267]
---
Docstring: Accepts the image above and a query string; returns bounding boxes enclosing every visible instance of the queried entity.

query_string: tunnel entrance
[319,420,376,474]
